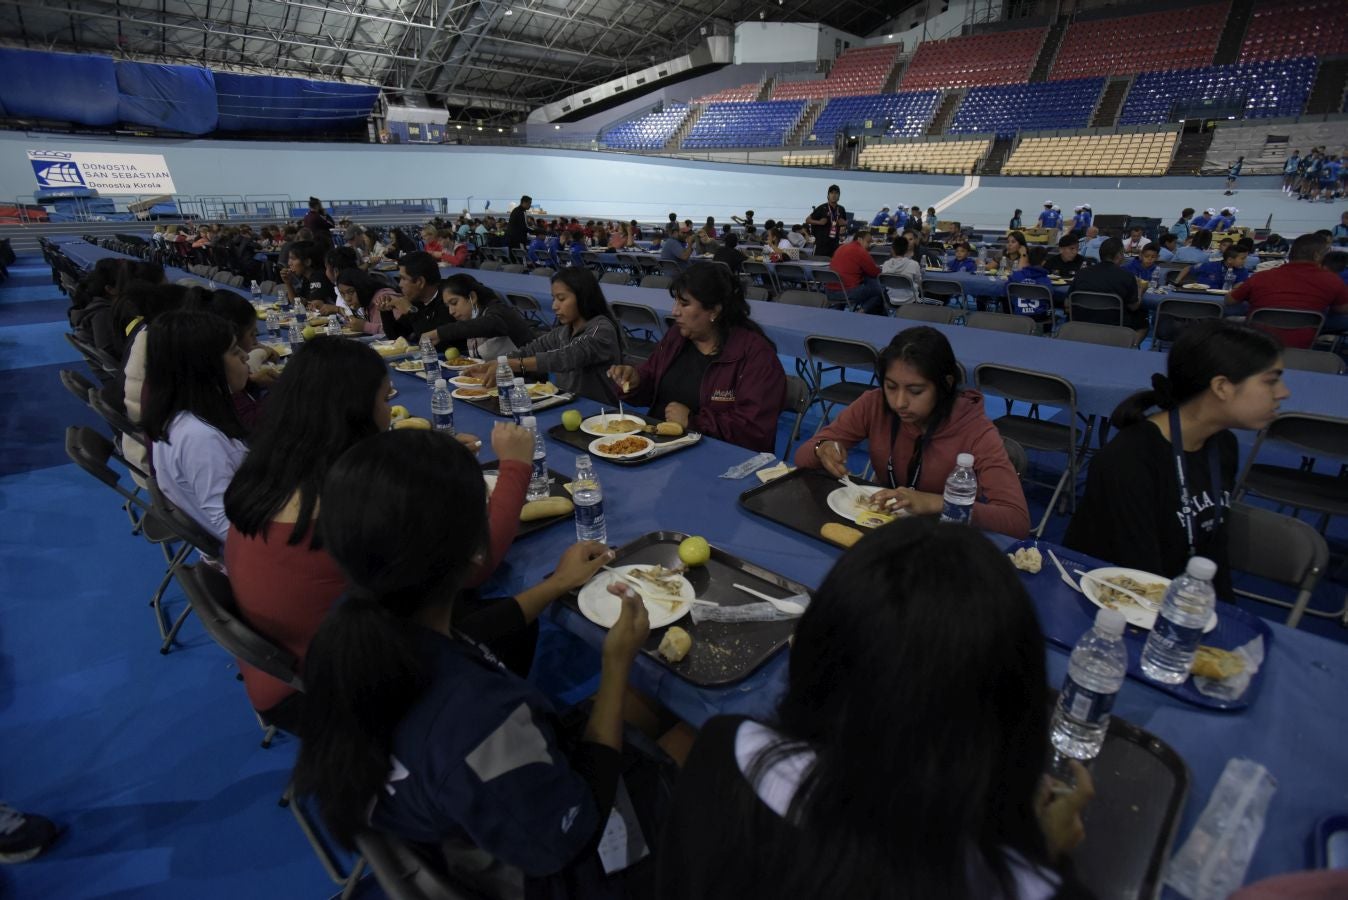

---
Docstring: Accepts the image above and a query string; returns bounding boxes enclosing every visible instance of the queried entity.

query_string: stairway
[926,90,963,136]
[882,48,907,93]
[1090,78,1132,128]
[1212,0,1255,66]
[1030,17,1069,83]
[666,105,704,151]
[788,101,825,146]
[980,136,1016,175]
[756,77,775,101]
[1167,127,1215,175]
[1305,57,1348,115]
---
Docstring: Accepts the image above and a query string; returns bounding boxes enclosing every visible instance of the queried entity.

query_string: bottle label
[1062,676,1116,725]
[575,501,605,528]
[1151,615,1204,656]
[432,410,454,432]
[940,498,973,522]
[532,457,547,481]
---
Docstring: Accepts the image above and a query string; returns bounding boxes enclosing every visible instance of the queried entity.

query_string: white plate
[577,565,693,629]
[1080,566,1217,633]
[588,434,654,460]
[452,387,497,400]
[442,358,483,370]
[581,413,647,437]
[826,485,906,527]
[450,374,487,388]
[526,381,559,399]
[393,359,425,373]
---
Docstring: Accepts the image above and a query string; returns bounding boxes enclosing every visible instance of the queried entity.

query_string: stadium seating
[782,152,833,167]
[681,100,808,149]
[1239,0,1348,62]
[1049,4,1227,80]
[600,104,690,150]
[899,28,1047,91]
[802,91,940,145]
[1119,58,1317,124]
[695,83,762,103]
[773,44,900,99]
[949,79,1105,139]
[1002,131,1178,176]
[858,139,991,174]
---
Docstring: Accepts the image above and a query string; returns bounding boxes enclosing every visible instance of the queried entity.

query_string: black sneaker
[0,804,59,863]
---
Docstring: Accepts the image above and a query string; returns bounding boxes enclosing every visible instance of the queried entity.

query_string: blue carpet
[0,361,107,477]
[0,321,83,372]
[0,298,72,328]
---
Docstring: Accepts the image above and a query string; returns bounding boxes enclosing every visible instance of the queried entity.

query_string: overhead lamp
[554,124,561,130]
[504,7,512,13]
[477,126,483,131]
[497,127,504,133]
[455,124,462,129]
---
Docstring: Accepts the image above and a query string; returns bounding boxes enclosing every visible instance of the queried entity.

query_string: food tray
[560,532,807,687]
[738,468,887,549]
[459,389,575,416]
[547,413,700,467]
[1007,540,1272,711]
[1072,710,1190,900]
[481,461,573,538]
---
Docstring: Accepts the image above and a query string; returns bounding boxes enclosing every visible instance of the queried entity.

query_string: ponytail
[1110,373,1175,428]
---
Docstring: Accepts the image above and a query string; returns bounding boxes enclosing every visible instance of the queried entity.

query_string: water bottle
[1140,556,1218,684]
[294,307,307,332]
[496,356,514,415]
[419,334,438,387]
[326,314,341,337]
[1148,270,1161,294]
[250,280,262,303]
[573,455,607,543]
[1050,608,1128,763]
[522,415,551,501]
[430,378,455,434]
[510,376,531,424]
[1222,267,1236,292]
[265,308,280,338]
[287,318,301,349]
[939,453,977,524]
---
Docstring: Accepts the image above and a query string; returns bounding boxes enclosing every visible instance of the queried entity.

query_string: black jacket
[505,207,529,249]
[432,298,536,351]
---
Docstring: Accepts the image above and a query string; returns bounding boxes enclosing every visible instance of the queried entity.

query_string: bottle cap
[521,415,536,428]
[1186,556,1217,581]
[497,355,508,363]
[956,453,974,467]
[513,377,526,386]
[576,454,592,469]
[1094,608,1126,637]
[434,378,447,389]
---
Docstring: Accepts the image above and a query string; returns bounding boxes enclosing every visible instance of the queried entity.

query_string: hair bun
[1150,373,1176,408]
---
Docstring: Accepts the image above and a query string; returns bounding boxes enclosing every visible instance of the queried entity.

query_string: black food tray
[1073,710,1190,900]
[547,413,699,467]
[739,467,886,549]
[481,461,573,538]
[458,389,575,417]
[560,531,808,687]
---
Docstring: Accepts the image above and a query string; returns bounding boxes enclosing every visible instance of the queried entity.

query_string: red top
[222,460,530,714]
[828,240,881,290]
[1229,261,1348,349]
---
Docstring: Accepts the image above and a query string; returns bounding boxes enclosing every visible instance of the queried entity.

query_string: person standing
[505,194,532,250]
[301,197,334,237]
[1172,208,1194,244]
[1008,208,1023,230]
[1283,149,1301,193]
[806,184,847,258]
[1225,157,1244,195]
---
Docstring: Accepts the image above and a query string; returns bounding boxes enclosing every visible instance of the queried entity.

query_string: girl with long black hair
[796,326,1029,538]
[424,273,535,359]
[1065,319,1288,598]
[335,267,398,335]
[658,518,1094,899]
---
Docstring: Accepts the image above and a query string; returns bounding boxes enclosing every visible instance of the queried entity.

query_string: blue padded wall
[0,50,120,126]
[214,73,379,132]
[116,62,218,135]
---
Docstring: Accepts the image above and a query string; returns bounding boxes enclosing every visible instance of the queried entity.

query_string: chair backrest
[896,304,958,325]
[60,368,97,406]
[88,391,148,451]
[599,272,629,285]
[64,425,143,504]
[1248,307,1325,340]
[178,563,303,691]
[1226,503,1328,624]
[64,331,120,378]
[610,301,664,337]
[966,311,1040,335]
[775,263,810,284]
[777,289,829,308]
[353,830,482,900]
[974,362,1076,408]
[1067,291,1123,326]
[1153,297,1222,343]
[880,273,919,305]
[1281,347,1345,375]
[782,374,811,415]
[500,264,526,274]
[1005,282,1053,317]
[1260,412,1348,459]
[812,268,846,293]
[1055,321,1139,348]
[505,292,542,314]
[805,335,880,371]
[639,274,672,290]
[659,259,685,278]
[529,267,554,277]
[1001,435,1029,478]
[148,479,223,558]
[744,285,770,301]
[922,278,962,302]
[478,260,500,272]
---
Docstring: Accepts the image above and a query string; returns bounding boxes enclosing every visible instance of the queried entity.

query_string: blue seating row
[682,100,808,149]
[600,103,691,150]
[1119,57,1316,124]
[802,91,940,145]
[948,78,1104,139]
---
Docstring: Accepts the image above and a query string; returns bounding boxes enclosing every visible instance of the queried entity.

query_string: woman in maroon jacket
[795,326,1029,538]
[608,264,786,452]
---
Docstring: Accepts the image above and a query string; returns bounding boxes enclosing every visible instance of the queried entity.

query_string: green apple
[302,325,317,341]
[678,536,711,567]
[445,347,461,361]
[561,409,583,432]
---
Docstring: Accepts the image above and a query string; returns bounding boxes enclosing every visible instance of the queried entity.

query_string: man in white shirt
[1122,226,1151,253]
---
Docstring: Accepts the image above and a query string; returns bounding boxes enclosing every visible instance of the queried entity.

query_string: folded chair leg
[1035,469,1072,538]
[160,598,195,654]
[284,784,356,885]
[149,543,191,638]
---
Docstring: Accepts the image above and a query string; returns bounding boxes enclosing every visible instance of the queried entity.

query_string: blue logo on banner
[32,160,85,188]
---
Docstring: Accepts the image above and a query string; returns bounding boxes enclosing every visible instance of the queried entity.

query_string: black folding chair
[1281,348,1345,374]
[609,301,665,362]
[1226,503,1332,629]
[639,274,672,290]
[1234,412,1348,537]
[1248,308,1325,346]
[1151,298,1222,350]
[803,335,879,424]
[780,375,812,462]
[896,304,959,325]
[146,480,221,653]
[1067,291,1124,327]
[505,292,547,326]
[966,311,1040,336]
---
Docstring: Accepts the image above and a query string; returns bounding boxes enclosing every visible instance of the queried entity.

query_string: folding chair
[1055,321,1139,348]
[776,289,829,308]
[505,292,547,326]
[478,260,501,272]
[779,375,812,462]
[500,264,526,274]
[1151,297,1222,349]
[1005,283,1055,333]
[812,269,850,308]
[974,363,1087,537]
[64,332,119,382]
[639,274,672,290]
[1225,503,1333,628]
[610,301,665,362]
[966,311,1040,336]
[804,335,879,424]
[921,277,965,308]
[774,263,812,291]
[744,285,770,301]
[1233,412,1348,535]
[1067,291,1124,326]
[1281,347,1345,375]
[59,368,98,407]
[1001,435,1029,478]
[1248,308,1325,346]
[742,261,779,296]
[146,480,221,653]
[353,830,483,900]
[529,267,555,278]
[600,272,630,286]
[658,259,686,279]
[896,304,959,325]
[881,273,919,309]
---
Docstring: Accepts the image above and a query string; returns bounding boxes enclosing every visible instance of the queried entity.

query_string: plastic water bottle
[1148,270,1161,294]
[250,280,262,303]
[939,453,977,524]
[265,308,280,338]
[294,307,307,332]
[326,314,341,336]
[573,455,607,543]
[1140,556,1218,684]
[287,318,301,349]
[430,378,454,434]
[1050,608,1128,763]
[1222,267,1236,292]
[496,356,514,415]
[522,415,550,502]
[419,334,438,387]
[510,376,531,424]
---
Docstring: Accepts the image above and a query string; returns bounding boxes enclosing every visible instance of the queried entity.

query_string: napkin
[1192,636,1264,702]
[754,462,794,484]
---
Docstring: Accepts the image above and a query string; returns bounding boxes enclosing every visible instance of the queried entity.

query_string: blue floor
[1,255,1345,897]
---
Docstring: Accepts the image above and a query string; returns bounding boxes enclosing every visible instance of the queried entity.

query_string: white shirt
[1123,236,1151,252]
[152,412,248,543]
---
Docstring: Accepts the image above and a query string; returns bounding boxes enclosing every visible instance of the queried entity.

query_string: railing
[5,192,450,225]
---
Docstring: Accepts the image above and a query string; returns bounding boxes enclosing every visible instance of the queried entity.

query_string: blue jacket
[1007,268,1053,316]
[1190,214,1214,230]
[1124,258,1157,282]
[1072,212,1091,232]
[946,257,977,273]
[1210,215,1234,231]
[1038,210,1062,228]
[870,211,891,227]
[527,236,549,264]
[1188,261,1249,289]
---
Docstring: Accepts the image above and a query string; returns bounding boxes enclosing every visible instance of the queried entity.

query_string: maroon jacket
[625,325,786,452]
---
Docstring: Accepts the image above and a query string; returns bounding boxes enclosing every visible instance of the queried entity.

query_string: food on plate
[1191,645,1245,680]
[561,409,583,431]
[1182,283,1209,291]
[1008,547,1043,573]
[657,626,693,663]
[389,405,409,421]
[374,337,410,357]
[629,565,688,595]
[677,536,711,567]
[455,387,494,398]
[643,421,685,436]
[1097,574,1166,610]
[392,416,431,430]
[598,417,643,434]
[821,522,864,548]
[520,497,572,521]
[456,375,485,386]
[598,436,650,456]
[394,360,423,373]
[527,382,558,398]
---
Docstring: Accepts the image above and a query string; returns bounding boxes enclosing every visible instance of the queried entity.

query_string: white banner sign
[27,149,177,195]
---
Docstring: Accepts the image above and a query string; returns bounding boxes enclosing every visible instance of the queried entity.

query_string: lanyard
[1169,407,1226,557]
[884,415,930,490]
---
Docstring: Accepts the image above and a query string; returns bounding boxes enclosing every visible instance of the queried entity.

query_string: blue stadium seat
[599,103,691,150]
[803,91,940,145]
[1118,58,1316,124]
[948,79,1104,139]
[681,100,809,149]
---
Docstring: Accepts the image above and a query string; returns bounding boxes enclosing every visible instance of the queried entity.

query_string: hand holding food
[491,421,534,464]
[1037,760,1094,859]
[869,487,943,517]
[550,541,614,591]
[663,402,691,429]
[658,626,693,663]
[603,583,652,666]
[813,441,848,478]
[467,362,497,387]
[607,365,640,394]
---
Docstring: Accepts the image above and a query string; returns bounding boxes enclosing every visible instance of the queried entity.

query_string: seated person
[1334,211,1348,247]
[142,310,250,543]
[420,226,444,258]
[785,225,808,250]
[658,518,1091,899]
[712,232,747,274]
[1070,238,1147,339]
[1124,245,1160,284]
[442,239,470,269]
[769,227,800,261]
[379,251,453,343]
[829,228,887,314]
[1007,247,1054,327]
[1000,231,1026,271]
[1173,228,1213,266]
[1121,226,1150,254]
[204,289,282,428]
[467,269,625,403]
[880,235,924,299]
[1229,234,1348,348]
[561,230,586,268]
[795,327,1029,539]
[1235,236,1260,269]
[286,241,336,309]
[1080,226,1107,262]
[527,230,550,266]
[1171,209,1193,244]
[608,265,785,452]
[336,268,398,336]
[1324,250,1348,287]
[1178,246,1250,290]
[292,429,652,894]
[424,273,535,359]
[660,226,694,269]
[1256,232,1288,254]
[1065,320,1288,600]
[1045,234,1084,279]
[1155,232,1179,262]
[544,231,563,268]
[945,242,977,273]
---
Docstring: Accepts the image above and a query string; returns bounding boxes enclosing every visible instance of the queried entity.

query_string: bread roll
[821,522,864,548]
[392,416,431,430]
[656,422,684,436]
[520,497,573,521]
[658,626,692,663]
[1191,645,1245,680]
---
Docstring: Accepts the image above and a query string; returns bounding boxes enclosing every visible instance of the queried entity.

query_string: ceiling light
[455,124,462,129]
[497,127,504,133]
[477,126,483,131]
[504,7,512,14]
[554,124,561,130]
